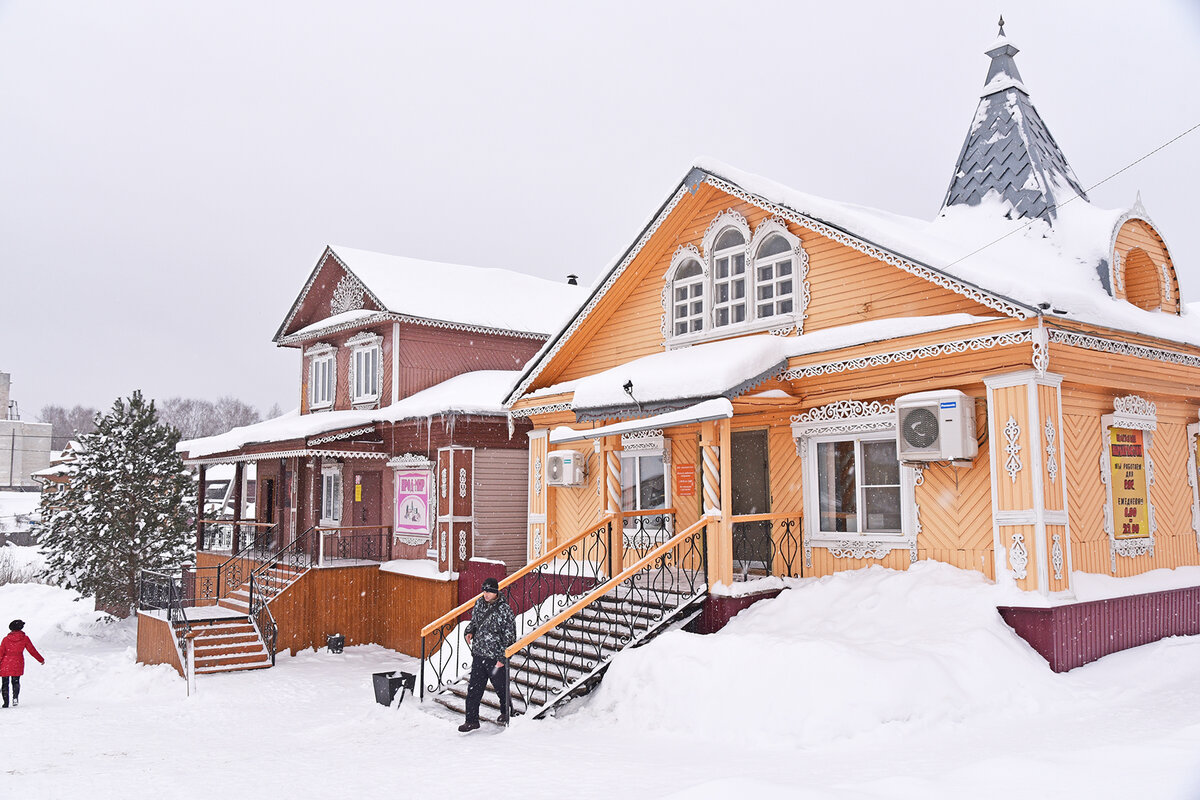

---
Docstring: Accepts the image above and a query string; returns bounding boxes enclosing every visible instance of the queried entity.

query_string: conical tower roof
[941,18,1088,223]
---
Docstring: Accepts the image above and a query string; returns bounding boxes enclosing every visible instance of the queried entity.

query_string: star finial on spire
[998,15,1006,36]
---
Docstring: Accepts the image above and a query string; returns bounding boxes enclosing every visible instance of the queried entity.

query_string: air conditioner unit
[895,390,978,462]
[546,450,586,487]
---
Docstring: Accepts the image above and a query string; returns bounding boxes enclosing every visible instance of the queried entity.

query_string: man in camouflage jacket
[459,577,516,731]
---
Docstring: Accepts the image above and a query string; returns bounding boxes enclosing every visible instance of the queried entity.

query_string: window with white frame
[350,338,381,404]
[754,234,796,319]
[815,436,902,534]
[320,465,342,524]
[671,258,706,336]
[621,454,666,513]
[664,212,808,346]
[308,344,336,410]
[792,400,917,562]
[711,227,748,328]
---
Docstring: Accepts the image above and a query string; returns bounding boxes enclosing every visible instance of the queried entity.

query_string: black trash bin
[372,670,416,707]
[327,633,345,654]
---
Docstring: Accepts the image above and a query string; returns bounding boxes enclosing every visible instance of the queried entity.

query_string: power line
[940,120,1200,272]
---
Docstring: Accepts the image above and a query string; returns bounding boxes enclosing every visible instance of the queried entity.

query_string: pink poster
[395,469,433,537]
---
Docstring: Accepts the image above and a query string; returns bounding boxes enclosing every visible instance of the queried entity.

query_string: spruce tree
[41,391,192,616]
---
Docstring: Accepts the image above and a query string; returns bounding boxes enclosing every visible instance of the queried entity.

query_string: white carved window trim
[664,246,707,339]
[320,464,343,525]
[666,213,811,348]
[791,401,918,564]
[1099,395,1157,571]
[709,222,749,330]
[348,333,383,406]
[1188,421,1200,553]
[306,343,336,411]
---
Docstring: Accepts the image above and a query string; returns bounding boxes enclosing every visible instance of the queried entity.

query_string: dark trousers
[464,655,509,724]
[1,676,19,706]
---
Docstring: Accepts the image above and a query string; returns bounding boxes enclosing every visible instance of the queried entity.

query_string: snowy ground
[2,562,1200,799]
[0,490,39,533]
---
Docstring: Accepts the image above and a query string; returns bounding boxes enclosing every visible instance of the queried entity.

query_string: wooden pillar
[195,464,207,553]
[602,435,624,577]
[700,420,730,586]
[231,462,245,552]
[716,417,734,587]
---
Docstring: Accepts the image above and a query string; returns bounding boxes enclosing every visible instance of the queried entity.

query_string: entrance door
[731,429,771,577]
[352,471,384,560]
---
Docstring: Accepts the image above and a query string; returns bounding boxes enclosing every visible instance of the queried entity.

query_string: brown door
[731,429,771,577]
[353,471,383,559]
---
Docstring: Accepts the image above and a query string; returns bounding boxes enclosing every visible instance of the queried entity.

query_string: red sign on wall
[675,463,696,497]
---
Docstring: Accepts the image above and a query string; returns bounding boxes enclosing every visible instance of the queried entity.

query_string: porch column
[700,420,731,586]
[231,461,245,552]
[602,435,624,577]
[195,464,207,553]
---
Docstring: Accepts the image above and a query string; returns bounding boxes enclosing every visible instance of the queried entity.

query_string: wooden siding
[270,565,458,658]
[537,182,996,389]
[915,436,995,577]
[671,433,703,532]
[396,323,542,402]
[284,254,383,339]
[473,448,530,573]
[1113,219,1178,313]
[549,441,602,553]
[135,612,184,677]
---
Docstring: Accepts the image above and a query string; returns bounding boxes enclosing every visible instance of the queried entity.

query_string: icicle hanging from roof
[941,17,1089,224]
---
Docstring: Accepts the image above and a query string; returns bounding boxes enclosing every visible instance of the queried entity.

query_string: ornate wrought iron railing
[200,519,274,554]
[502,516,711,720]
[204,523,279,602]
[317,525,394,566]
[249,572,279,666]
[419,514,625,700]
[731,512,803,579]
[620,511,674,570]
[137,568,193,658]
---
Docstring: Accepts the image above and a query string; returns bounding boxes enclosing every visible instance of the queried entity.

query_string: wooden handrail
[618,508,676,519]
[730,512,801,523]
[420,513,618,638]
[505,515,715,657]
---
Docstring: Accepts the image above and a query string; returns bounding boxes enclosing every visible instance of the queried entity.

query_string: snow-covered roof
[942,22,1087,223]
[530,315,996,413]
[277,246,588,342]
[179,370,519,459]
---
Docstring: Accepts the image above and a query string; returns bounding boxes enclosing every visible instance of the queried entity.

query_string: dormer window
[306,343,336,410]
[347,332,383,405]
[663,211,809,347]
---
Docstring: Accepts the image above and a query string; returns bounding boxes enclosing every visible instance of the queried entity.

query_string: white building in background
[0,372,52,490]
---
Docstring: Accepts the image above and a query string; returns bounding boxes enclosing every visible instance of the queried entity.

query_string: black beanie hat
[9,619,24,631]
[481,577,499,593]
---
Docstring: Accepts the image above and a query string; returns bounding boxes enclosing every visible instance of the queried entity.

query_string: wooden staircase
[216,564,305,615]
[174,616,274,674]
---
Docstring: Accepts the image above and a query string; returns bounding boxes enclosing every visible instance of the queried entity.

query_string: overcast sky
[1,1,1197,419]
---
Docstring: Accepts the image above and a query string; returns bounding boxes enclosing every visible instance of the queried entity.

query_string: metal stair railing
[245,526,318,663]
[212,522,279,600]
[503,516,712,720]
[419,513,628,700]
[137,568,193,664]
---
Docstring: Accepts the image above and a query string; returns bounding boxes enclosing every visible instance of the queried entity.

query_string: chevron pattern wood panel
[1063,414,1105,546]
[552,448,602,546]
[915,438,993,552]
[1151,424,1191,562]
[768,426,803,515]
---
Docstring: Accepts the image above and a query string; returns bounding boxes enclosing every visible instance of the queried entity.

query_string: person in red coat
[1,619,45,708]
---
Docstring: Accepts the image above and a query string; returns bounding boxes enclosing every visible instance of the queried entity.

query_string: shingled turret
[941,18,1088,224]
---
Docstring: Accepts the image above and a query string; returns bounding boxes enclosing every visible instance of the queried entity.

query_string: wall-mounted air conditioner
[895,390,978,462]
[546,450,586,487]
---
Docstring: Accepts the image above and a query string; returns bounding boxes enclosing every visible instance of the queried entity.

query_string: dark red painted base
[998,584,1200,672]
[688,589,784,635]
[457,559,506,609]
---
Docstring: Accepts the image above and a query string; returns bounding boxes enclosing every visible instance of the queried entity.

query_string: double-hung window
[754,234,796,319]
[351,341,381,404]
[320,466,342,525]
[621,454,666,514]
[308,344,335,410]
[672,259,706,336]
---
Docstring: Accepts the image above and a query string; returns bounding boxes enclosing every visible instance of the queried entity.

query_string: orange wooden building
[494,23,1200,677]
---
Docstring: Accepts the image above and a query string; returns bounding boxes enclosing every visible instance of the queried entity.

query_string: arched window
[671,258,705,336]
[712,227,747,327]
[754,234,795,319]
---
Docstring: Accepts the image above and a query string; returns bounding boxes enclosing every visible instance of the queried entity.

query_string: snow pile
[0,544,46,584]
[1071,565,1200,602]
[0,490,40,532]
[587,562,1061,746]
